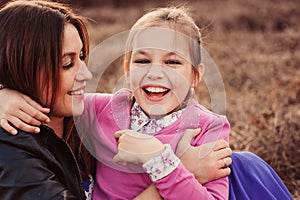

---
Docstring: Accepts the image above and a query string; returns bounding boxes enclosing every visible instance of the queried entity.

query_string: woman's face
[46,23,92,118]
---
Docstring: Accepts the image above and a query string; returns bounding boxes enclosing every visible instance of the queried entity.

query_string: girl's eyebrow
[133,50,177,57]
[132,50,148,56]
[165,52,177,56]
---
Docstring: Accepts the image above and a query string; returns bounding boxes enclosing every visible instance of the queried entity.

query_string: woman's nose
[76,62,93,81]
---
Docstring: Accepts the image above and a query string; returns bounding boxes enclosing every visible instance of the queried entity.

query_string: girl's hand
[176,129,232,184]
[0,88,50,135]
[113,129,165,165]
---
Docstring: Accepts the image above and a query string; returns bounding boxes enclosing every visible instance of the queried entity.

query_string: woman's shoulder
[0,126,65,157]
[0,127,41,159]
[0,127,37,142]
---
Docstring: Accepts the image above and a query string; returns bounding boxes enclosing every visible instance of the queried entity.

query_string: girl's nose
[147,64,164,80]
[76,62,93,81]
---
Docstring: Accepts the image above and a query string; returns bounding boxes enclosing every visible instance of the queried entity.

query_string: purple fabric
[229,152,293,200]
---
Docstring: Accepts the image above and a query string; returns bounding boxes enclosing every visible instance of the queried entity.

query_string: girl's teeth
[146,87,167,93]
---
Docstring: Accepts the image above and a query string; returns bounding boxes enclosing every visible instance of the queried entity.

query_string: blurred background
[1,0,299,198]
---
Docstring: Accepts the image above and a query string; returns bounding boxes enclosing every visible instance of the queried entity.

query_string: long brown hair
[0,0,94,179]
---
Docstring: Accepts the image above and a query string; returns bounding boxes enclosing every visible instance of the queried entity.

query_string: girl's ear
[192,63,205,88]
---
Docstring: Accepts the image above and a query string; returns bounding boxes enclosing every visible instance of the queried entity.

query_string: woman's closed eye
[63,59,74,69]
[63,51,85,69]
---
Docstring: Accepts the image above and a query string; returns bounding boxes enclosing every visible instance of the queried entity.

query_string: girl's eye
[134,59,150,64]
[165,60,182,65]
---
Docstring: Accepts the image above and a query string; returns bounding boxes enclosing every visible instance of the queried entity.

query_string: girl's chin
[144,104,169,118]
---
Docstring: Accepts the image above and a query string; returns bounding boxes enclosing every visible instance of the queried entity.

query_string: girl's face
[43,23,92,118]
[129,28,200,118]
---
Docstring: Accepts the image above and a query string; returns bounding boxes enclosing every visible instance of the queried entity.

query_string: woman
[0,1,93,199]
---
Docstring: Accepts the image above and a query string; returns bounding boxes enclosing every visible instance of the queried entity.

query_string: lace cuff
[143,144,180,182]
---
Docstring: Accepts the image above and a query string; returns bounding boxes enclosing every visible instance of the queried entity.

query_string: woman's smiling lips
[68,86,86,99]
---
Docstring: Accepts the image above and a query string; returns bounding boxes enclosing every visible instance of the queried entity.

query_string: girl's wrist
[143,144,180,181]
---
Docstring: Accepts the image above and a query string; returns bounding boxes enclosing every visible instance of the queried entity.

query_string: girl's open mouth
[143,86,170,98]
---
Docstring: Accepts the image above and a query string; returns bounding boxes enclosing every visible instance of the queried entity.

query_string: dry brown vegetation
[71,0,300,198]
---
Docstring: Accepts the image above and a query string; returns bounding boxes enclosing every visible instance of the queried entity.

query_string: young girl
[79,7,230,200]
[0,6,293,200]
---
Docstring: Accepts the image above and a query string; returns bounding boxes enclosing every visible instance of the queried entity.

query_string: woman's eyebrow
[62,52,76,57]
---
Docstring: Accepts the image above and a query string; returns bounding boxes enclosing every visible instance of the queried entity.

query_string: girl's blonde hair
[123,6,202,81]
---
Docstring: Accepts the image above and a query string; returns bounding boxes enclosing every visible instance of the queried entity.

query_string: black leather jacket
[0,125,86,200]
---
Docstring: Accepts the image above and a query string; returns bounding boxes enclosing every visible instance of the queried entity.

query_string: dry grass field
[75,0,299,198]
[1,0,298,198]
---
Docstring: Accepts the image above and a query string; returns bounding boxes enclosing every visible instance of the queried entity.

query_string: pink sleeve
[81,93,112,125]
[154,114,230,199]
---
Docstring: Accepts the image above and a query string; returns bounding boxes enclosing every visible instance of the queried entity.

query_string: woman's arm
[176,129,232,184]
[134,132,232,199]
[0,88,50,134]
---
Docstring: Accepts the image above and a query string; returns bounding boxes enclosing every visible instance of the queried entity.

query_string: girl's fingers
[19,102,50,123]
[22,95,50,113]
[113,153,127,166]
[3,106,44,127]
[5,116,40,134]
[13,109,44,127]
[114,130,127,141]
[0,118,18,135]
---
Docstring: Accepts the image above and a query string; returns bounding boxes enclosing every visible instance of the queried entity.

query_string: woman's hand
[113,129,165,165]
[176,129,232,184]
[0,88,50,134]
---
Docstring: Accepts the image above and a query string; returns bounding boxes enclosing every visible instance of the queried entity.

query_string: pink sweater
[79,89,230,200]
